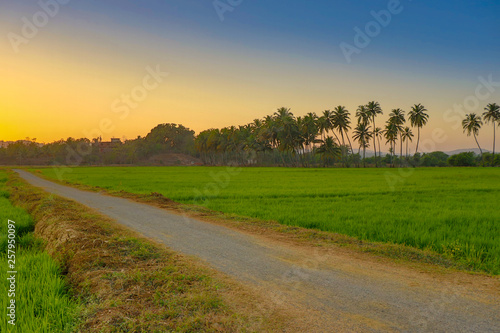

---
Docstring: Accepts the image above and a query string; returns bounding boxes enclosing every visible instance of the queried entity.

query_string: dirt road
[16,170,500,332]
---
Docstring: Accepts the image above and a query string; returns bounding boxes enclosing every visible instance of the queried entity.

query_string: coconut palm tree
[462,113,483,158]
[333,106,354,158]
[274,107,293,122]
[366,101,383,166]
[320,110,341,144]
[247,120,271,161]
[296,116,305,155]
[389,108,406,165]
[252,118,263,131]
[195,130,210,163]
[408,104,429,155]
[274,107,300,164]
[316,137,341,167]
[356,105,371,126]
[353,122,372,167]
[401,127,414,159]
[317,113,328,142]
[482,103,500,165]
[262,115,278,149]
[374,127,383,160]
[302,112,319,152]
[384,122,399,167]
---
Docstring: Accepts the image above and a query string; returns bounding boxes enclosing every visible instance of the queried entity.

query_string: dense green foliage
[143,123,195,156]
[448,152,477,167]
[39,167,500,274]
[0,171,79,332]
[194,104,426,167]
[0,123,195,165]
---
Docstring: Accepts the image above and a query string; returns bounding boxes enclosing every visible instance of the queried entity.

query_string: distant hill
[356,148,490,157]
[444,148,490,156]
[358,150,386,157]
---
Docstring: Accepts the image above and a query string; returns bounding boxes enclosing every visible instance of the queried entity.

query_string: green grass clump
[38,166,500,274]
[0,170,79,332]
[0,252,79,332]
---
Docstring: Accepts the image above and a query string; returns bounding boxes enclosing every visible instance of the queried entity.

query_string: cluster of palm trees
[351,102,428,167]
[462,103,500,164]
[195,102,430,167]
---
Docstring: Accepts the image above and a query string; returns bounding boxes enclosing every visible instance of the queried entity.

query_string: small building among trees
[98,138,122,153]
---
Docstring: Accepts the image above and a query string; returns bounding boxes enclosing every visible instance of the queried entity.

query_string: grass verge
[0,170,79,332]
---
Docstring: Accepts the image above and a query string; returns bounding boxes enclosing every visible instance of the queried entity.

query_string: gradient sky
[1,0,499,151]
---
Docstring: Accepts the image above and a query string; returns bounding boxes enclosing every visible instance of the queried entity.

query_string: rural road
[16,170,500,332]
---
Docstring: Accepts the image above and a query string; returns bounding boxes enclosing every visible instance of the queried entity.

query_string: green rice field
[38,167,500,274]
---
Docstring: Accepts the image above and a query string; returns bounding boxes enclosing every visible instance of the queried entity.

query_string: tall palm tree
[321,110,341,144]
[384,122,399,167]
[317,114,328,142]
[302,112,319,152]
[374,127,383,160]
[408,104,429,155]
[389,108,406,164]
[316,137,341,167]
[247,119,270,160]
[252,118,263,130]
[356,105,371,126]
[274,107,300,164]
[195,130,210,163]
[353,122,372,167]
[262,115,278,149]
[333,106,354,158]
[401,127,414,159]
[274,107,293,121]
[462,113,483,158]
[482,103,500,165]
[366,101,383,166]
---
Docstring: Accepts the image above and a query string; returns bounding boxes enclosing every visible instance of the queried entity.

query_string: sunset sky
[1,0,499,151]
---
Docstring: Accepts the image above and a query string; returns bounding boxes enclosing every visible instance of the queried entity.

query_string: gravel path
[16,170,500,332]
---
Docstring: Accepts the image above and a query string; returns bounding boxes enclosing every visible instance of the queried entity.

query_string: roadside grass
[34,166,500,275]
[0,170,79,333]
[8,170,285,332]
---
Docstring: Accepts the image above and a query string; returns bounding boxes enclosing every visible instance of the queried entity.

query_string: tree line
[194,101,499,167]
[195,101,429,167]
[0,124,195,166]
[1,102,498,167]
[462,103,500,164]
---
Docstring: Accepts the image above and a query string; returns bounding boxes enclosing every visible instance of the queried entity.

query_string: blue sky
[66,0,500,70]
[6,0,498,72]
